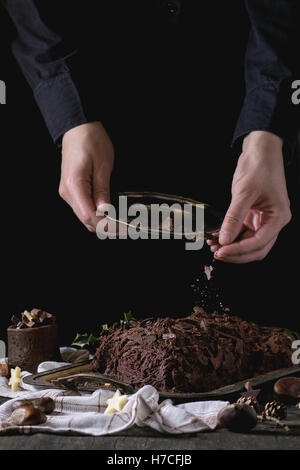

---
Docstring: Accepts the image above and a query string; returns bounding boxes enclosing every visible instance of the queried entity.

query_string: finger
[252,210,263,231]
[219,194,255,246]
[207,222,247,246]
[244,209,263,232]
[215,214,283,258]
[207,223,247,251]
[210,244,220,253]
[68,179,98,231]
[214,235,278,264]
[207,231,220,239]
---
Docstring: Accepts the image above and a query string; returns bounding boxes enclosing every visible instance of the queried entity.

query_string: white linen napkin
[0,348,229,435]
[0,385,228,435]
[0,347,90,398]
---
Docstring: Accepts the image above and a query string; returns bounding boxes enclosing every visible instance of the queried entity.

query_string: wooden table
[0,396,300,450]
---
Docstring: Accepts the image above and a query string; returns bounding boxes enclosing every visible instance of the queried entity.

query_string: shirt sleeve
[233,0,300,162]
[5,0,92,143]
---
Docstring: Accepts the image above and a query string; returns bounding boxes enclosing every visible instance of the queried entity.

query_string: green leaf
[124,310,136,323]
[87,333,100,345]
[72,333,89,349]
[102,324,109,331]
[120,310,136,327]
[71,333,99,350]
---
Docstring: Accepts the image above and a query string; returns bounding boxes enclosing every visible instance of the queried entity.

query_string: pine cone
[263,401,287,420]
[237,381,261,413]
[237,396,260,413]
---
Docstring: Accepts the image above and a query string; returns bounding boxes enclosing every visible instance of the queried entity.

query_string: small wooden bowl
[7,324,59,373]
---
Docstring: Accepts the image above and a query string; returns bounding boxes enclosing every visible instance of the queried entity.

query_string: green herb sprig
[71,333,99,354]
[120,310,136,328]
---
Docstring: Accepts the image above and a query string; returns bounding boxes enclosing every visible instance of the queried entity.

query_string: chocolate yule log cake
[90,307,293,393]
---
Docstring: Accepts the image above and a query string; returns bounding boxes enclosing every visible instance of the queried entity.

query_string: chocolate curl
[10,309,55,330]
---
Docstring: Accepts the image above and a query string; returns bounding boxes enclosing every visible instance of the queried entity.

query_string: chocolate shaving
[11,315,20,327]
[10,309,55,330]
[31,309,43,316]
[191,263,231,315]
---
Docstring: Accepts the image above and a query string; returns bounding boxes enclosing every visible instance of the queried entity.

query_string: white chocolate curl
[8,367,22,393]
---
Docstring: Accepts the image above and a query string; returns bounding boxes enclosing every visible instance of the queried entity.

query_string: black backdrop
[0,2,299,348]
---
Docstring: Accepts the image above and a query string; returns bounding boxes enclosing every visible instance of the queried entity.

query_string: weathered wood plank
[1,396,299,450]
[0,428,300,450]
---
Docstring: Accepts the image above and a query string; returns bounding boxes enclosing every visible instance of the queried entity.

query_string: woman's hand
[208,131,292,263]
[59,122,114,232]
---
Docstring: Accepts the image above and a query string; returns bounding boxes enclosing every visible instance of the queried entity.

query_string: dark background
[0,2,299,347]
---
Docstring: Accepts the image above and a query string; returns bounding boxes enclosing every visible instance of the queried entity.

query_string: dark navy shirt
[5,0,300,161]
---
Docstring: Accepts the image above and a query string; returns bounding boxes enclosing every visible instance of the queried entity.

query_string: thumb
[219,194,253,245]
[93,171,111,214]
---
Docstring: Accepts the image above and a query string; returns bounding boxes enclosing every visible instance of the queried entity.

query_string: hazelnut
[217,403,257,433]
[11,397,55,414]
[10,406,47,426]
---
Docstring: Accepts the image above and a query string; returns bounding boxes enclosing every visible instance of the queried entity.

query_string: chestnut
[0,362,10,378]
[274,377,300,403]
[217,403,257,433]
[10,406,47,426]
[11,397,55,414]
